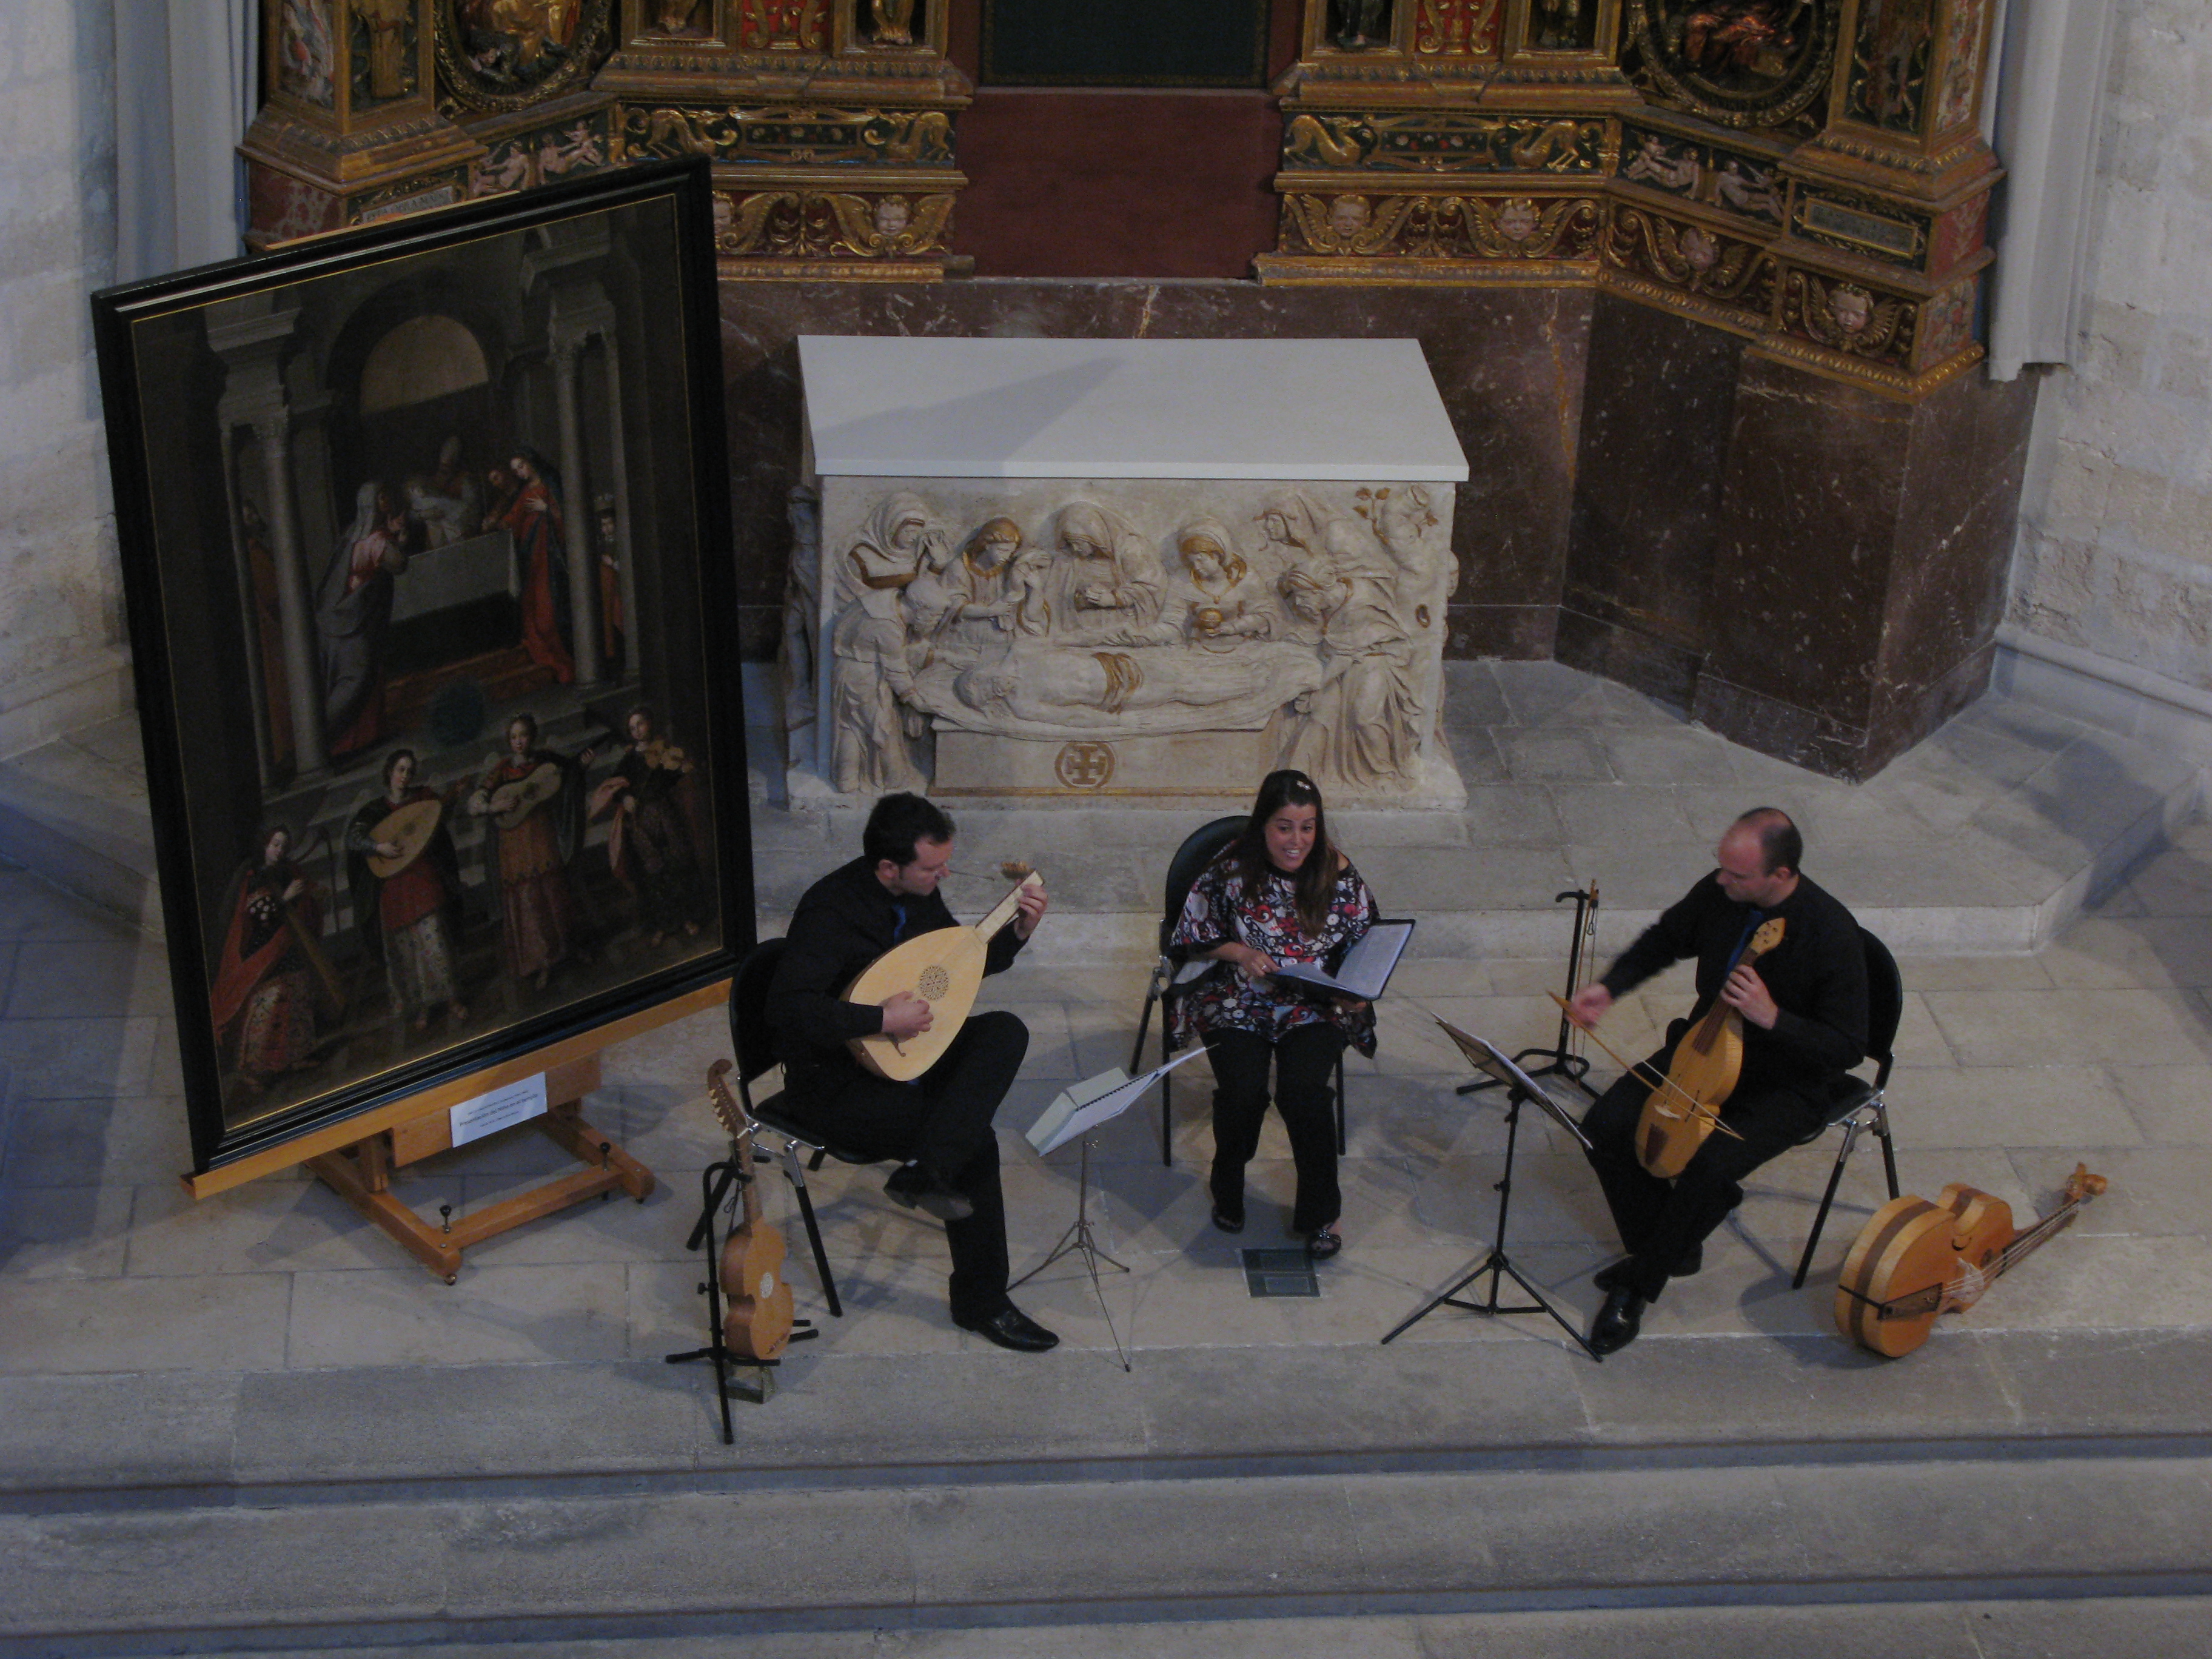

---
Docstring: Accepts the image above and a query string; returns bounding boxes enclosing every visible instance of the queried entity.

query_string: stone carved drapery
[797,480,1461,803]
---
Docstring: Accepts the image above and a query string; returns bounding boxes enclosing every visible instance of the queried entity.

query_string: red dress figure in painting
[494,447,575,684]
[345,748,471,1036]
[209,826,335,1093]
[469,712,593,993]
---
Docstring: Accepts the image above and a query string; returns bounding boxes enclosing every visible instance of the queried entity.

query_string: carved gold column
[1762,0,2004,395]
[241,0,483,246]
[597,0,970,280]
[1257,1,1632,284]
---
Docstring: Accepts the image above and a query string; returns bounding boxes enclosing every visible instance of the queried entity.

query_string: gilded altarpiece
[595,0,971,278]
[1264,0,2000,400]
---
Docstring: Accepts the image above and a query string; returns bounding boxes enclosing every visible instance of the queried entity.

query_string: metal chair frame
[725,936,886,1320]
[1789,925,1906,1288]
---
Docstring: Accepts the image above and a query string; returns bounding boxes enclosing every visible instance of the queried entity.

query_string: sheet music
[1268,919,1415,1001]
[1432,1016,1592,1150]
[1025,1047,1208,1156]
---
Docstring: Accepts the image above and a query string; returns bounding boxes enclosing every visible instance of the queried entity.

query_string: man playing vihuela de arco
[766,792,1058,1352]
[1566,807,1868,1355]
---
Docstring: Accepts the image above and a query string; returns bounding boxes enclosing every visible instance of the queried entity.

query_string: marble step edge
[4,1452,2211,1652]
[4,1330,2208,1506]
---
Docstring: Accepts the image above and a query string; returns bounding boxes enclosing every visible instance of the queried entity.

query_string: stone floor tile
[1878,1065,2141,1150]
[1486,658,1600,727]
[0,870,135,943]
[1887,990,1960,1068]
[1947,1232,2212,1333]
[1,1091,193,1186]
[2111,843,2212,915]
[2043,914,2212,989]
[286,1261,634,1367]
[1546,783,1704,848]
[0,1182,132,1277]
[2106,1063,2212,1145]
[1493,728,1615,785]
[0,1270,292,1373]
[1,937,173,1019]
[1891,950,2054,990]
[0,1014,161,1098]
[1921,987,2212,1068]
[2033,1143,2212,1238]
[1598,726,1742,787]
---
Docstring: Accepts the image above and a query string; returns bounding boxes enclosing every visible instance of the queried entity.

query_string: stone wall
[2007,0,2212,686]
[0,0,127,760]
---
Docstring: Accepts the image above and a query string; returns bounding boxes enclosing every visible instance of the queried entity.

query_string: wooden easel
[184,980,727,1282]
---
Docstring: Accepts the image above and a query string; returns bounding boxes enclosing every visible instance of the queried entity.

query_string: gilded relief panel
[1843,0,1934,133]
[1617,121,1787,227]
[622,105,954,166]
[1283,112,1609,174]
[1602,201,1777,324]
[1625,0,1838,127]
[350,0,420,106]
[1411,0,1502,59]
[1281,192,1603,260]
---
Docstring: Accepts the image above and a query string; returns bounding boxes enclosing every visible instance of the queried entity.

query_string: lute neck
[975,873,1038,940]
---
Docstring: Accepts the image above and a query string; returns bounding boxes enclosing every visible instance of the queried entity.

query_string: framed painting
[91,159,754,1176]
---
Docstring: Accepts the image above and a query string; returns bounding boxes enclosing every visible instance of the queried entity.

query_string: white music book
[1026,1047,1208,1156]
[1267,918,1416,1002]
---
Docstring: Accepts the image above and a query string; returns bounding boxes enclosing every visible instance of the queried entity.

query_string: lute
[845,862,1041,1082]
[1835,1162,2108,1358]
[704,1059,796,1362]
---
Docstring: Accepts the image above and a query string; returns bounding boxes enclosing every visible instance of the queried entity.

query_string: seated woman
[1168,769,1378,1259]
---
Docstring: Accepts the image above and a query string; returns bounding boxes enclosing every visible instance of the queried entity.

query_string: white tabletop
[799,335,1470,483]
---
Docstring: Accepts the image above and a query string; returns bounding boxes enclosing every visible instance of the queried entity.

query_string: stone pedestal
[788,335,1470,806]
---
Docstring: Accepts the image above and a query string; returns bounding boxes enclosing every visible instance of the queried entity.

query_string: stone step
[4,1441,2207,1654]
[104,1596,2212,1659]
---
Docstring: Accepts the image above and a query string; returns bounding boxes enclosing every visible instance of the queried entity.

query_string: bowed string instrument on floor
[1835,1162,2108,1358]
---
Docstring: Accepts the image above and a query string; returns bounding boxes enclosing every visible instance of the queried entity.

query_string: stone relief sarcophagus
[786,337,1471,805]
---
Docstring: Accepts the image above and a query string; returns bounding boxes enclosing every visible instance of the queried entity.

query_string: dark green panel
[982,0,1269,86]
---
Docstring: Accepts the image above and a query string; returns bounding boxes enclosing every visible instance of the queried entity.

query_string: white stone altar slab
[782,337,1472,809]
[797,336,1471,483]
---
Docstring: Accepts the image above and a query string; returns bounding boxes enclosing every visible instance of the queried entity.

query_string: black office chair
[1789,925,1906,1288]
[723,935,882,1319]
[1128,813,1350,1166]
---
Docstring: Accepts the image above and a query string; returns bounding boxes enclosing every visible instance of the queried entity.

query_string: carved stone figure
[1041,500,1167,645]
[828,492,937,793]
[1165,518,1276,649]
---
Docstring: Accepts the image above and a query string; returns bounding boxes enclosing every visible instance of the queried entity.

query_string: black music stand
[1384,1021,1601,1361]
[1460,884,1600,1102]
[666,1153,816,1442]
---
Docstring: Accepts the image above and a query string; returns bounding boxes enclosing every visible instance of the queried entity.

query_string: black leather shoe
[953,1303,1060,1353]
[1589,1285,1646,1356]
[884,1164,974,1223]
[1305,1225,1343,1261]
[1211,1201,1245,1234]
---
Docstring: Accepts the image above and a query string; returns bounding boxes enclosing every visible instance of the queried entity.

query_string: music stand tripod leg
[1010,1134,1133,1370]
[1384,1080,1603,1361]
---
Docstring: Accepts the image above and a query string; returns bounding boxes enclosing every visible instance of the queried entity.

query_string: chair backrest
[1159,814,1248,953]
[729,936,788,1090]
[1859,925,1903,1078]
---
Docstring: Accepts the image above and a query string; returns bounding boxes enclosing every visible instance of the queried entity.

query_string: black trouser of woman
[1580,1062,1818,1302]
[1202,1021,1346,1235]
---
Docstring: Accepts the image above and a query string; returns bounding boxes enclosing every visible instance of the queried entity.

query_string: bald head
[1715,808,1801,908]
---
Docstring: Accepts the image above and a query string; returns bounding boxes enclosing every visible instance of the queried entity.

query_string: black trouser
[1203,1022,1346,1235]
[786,1010,1028,1320]
[1580,1059,1819,1302]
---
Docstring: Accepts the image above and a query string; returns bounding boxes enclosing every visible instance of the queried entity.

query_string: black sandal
[1211,1203,1245,1235]
[1305,1226,1342,1260]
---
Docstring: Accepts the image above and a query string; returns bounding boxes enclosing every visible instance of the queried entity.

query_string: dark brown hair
[1233,769,1336,936]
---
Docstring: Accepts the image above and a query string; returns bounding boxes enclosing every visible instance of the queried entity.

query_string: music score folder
[1268,918,1415,1002]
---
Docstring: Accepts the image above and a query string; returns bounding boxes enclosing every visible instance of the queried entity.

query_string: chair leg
[1872,1099,1900,1199]
[1793,1118,1863,1290]
[1335,1051,1347,1157]
[1159,1017,1175,1167]
[776,1140,843,1319]
[1130,989,1158,1076]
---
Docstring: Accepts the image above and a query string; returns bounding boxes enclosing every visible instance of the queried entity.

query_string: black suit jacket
[766,855,1027,1089]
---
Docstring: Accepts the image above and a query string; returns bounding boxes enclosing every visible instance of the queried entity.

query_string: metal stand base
[1011,1134,1131,1371]
[665,1155,817,1442]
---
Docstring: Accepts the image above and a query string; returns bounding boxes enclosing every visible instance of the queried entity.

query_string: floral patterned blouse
[1168,851,1379,1056]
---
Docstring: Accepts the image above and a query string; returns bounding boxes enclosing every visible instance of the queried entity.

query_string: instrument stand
[1011,1133,1132,1372]
[1382,1076,1601,1361]
[1460,884,1600,1103]
[666,1154,816,1444]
